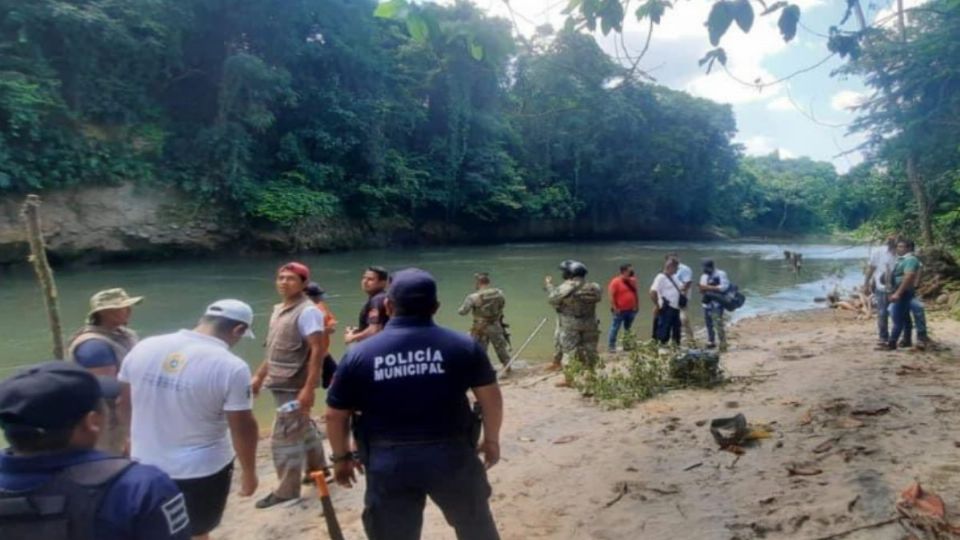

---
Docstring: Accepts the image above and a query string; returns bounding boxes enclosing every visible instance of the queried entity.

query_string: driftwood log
[20,194,65,359]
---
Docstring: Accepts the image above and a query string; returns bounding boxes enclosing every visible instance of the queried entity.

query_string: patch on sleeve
[161,493,190,535]
[367,308,380,324]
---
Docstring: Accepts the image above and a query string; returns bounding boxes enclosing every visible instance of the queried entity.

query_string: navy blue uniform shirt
[0,449,190,540]
[327,316,497,441]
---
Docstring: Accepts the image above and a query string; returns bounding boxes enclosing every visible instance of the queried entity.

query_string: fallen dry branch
[812,517,898,539]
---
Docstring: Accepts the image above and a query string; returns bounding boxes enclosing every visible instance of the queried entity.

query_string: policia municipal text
[325,268,504,540]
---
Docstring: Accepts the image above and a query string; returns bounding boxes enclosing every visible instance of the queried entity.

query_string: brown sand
[216,309,960,539]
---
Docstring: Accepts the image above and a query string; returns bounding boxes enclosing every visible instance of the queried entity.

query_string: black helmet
[559,259,588,279]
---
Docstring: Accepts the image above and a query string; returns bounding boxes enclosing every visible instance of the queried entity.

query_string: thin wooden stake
[20,194,65,359]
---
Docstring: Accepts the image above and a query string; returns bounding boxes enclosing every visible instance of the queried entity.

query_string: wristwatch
[330,452,354,463]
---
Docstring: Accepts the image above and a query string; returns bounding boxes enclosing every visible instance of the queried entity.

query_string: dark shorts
[173,461,233,536]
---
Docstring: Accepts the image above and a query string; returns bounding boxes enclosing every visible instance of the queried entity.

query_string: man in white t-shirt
[864,235,897,344]
[251,262,329,509]
[649,257,683,346]
[119,299,260,540]
[699,259,731,351]
[667,252,695,345]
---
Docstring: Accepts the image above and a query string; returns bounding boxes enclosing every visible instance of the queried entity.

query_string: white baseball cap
[204,299,255,339]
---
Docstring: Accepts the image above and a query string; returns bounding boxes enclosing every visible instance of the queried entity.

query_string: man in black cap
[698,259,730,351]
[325,268,503,540]
[0,361,189,540]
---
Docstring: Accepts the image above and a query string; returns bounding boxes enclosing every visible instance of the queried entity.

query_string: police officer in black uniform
[0,361,189,540]
[345,266,390,345]
[326,268,503,540]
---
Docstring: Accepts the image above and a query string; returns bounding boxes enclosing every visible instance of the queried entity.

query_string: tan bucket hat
[87,288,144,321]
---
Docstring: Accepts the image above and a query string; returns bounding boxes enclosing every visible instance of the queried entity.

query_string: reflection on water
[0,240,879,421]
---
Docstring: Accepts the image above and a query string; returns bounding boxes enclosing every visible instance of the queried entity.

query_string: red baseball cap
[278,262,310,282]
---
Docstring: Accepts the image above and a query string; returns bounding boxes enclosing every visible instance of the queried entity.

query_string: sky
[427,0,916,173]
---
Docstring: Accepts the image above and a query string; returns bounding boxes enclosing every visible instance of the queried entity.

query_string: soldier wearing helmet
[544,260,602,377]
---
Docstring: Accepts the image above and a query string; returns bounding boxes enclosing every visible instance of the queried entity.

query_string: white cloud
[872,0,927,29]
[767,96,794,111]
[830,90,866,111]
[740,135,795,158]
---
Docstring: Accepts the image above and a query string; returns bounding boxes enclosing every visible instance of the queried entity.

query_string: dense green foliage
[3,0,834,237]
[716,153,872,234]
[838,0,960,247]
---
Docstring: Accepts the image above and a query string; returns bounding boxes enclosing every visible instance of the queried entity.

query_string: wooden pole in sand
[20,194,65,359]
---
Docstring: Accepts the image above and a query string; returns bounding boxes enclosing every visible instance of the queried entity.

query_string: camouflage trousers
[471,321,511,366]
[270,390,327,499]
[557,324,600,368]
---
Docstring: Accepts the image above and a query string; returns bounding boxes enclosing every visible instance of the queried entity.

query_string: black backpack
[0,457,133,540]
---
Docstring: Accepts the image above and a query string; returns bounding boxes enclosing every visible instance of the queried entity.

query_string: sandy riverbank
[217,308,960,539]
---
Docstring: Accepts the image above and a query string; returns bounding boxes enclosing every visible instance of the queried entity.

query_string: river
[0,240,875,422]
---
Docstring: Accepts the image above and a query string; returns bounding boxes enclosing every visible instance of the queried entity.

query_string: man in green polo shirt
[881,238,920,350]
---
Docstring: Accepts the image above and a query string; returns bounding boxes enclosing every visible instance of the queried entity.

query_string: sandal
[255,493,296,509]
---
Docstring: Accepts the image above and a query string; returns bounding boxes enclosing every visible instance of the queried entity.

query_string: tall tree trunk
[894,0,934,246]
[906,154,935,246]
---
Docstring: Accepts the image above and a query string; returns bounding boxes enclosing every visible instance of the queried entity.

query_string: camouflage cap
[87,288,144,321]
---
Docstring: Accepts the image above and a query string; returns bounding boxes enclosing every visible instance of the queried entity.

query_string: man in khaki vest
[251,262,328,509]
[66,288,143,454]
[458,273,511,368]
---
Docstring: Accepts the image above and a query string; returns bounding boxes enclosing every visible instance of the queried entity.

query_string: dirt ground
[217,308,960,540]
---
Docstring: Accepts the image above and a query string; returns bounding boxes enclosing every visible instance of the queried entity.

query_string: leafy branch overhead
[374,0,486,61]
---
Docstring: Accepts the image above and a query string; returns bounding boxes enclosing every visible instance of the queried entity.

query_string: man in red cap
[251,262,329,509]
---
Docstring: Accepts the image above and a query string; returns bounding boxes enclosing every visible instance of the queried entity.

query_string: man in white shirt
[864,235,897,344]
[699,259,731,351]
[119,300,260,540]
[649,257,683,345]
[667,252,695,346]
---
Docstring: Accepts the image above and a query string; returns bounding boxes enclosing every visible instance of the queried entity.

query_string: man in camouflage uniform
[545,260,602,370]
[458,272,511,368]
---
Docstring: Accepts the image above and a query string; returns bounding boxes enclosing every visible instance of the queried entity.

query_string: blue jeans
[911,298,928,339]
[362,442,499,540]
[703,304,726,346]
[608,310,637,350]
[888,290,915,347]
[875,290,890,341]
[656,305,681,345]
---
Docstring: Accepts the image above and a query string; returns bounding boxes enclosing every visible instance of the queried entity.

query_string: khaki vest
[472,288,505,321]
[264,298,313,390]
[66,325,138,365]
[66,326,137,455]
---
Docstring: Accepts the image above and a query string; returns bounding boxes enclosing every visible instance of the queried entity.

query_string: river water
[0,240,875,421]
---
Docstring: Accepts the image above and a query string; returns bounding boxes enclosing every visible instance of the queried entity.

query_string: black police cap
[388,268,438,311]
[0,361,120,434]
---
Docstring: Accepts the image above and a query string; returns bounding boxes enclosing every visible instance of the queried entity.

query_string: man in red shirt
[607,263,639,352]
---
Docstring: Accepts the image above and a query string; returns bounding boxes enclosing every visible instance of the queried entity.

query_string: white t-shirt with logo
[119,330,253,479]
[869,249,896,292]
[650,273,683,309]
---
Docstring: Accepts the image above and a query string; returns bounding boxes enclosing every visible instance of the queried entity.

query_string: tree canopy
[0,0,892,242]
